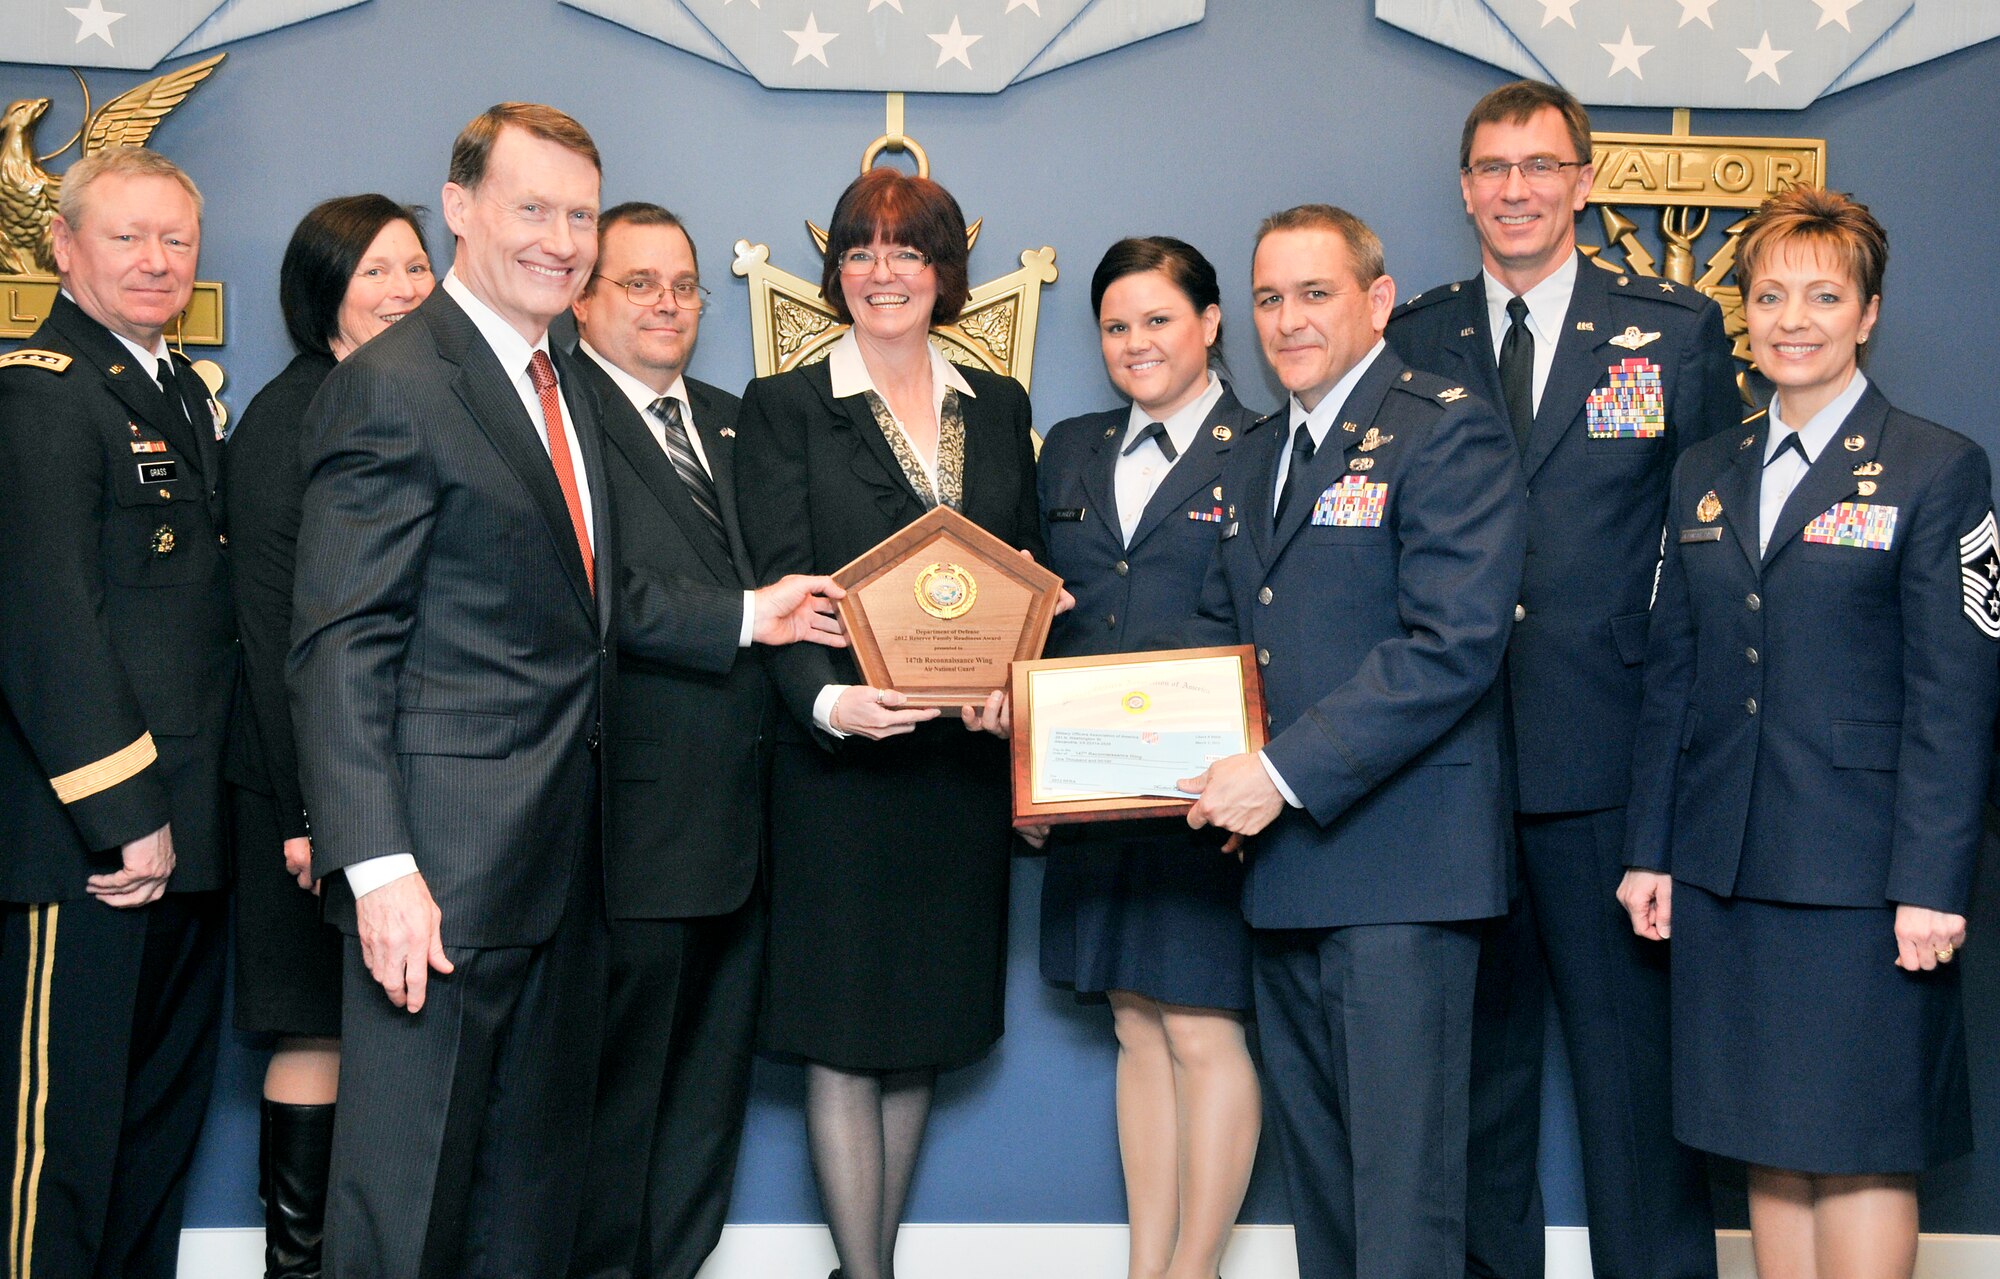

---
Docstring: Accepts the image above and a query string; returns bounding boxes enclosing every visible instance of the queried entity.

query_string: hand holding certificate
[1009,646,1268,827]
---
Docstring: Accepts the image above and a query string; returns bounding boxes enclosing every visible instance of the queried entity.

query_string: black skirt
[1670,881,1971,1174]
[230,785,343,1038]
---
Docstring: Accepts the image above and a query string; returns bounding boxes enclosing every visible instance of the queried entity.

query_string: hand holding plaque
[831,506,1063,710]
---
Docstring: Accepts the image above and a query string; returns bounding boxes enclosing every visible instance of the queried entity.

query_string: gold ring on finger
[1936,945,1956,963]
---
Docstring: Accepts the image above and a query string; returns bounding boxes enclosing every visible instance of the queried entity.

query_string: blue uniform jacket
[1039,383,1260,658]
[1624,383,2000,914]
[1184,351,1526,929]
[1386,255,1739,813]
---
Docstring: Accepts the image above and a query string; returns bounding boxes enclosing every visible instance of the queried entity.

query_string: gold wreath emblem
[913,561,977,620]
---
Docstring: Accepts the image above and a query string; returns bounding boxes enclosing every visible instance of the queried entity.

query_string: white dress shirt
[1482,250,1578,417]
[1759,370,1870,556]
[814,331,978,736]
[1116,372,1224,546]
[579,341,756,647]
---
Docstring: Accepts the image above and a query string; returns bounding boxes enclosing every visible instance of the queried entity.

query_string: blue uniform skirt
[1670,881,1971,1174]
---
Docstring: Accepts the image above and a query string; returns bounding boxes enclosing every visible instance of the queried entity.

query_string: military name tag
[137,460,180,485]
[1047,508,1085,522]
[1803,502,1897,550]
[1679,527,1724,543]
[1311,475,1388,528]
[1587,358,1666,438]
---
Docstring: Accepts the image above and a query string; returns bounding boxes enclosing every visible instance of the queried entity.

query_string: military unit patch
[1586,359,1666,438]
[1803,502,1897,551]
[1959,511,2000,639]
[1311,475,1388,528]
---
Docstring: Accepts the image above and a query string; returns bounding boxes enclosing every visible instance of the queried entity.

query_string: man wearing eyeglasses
[1385,80,1737,1279]
[567,202,846,1279]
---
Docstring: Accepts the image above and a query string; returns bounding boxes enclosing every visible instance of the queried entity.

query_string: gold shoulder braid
[862,386,965,511]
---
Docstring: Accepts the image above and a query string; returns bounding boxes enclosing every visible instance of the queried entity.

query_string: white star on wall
[1537,0,1581,29]
[929,16,982,69]
[67,0,124,46]
[785,12,838,66]
[1600,25,1652,79]
[1739,30,1791,83]
[1675,0,1719,29]
[1811,0,1864,31]
[868,0,903,12]
[1007,0,1042,13]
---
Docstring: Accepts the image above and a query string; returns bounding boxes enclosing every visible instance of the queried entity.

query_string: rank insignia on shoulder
[1696,490,1723,523]
[1659,282,1677,293]
[1853,461,1884,477]
[1959,511,2000,638]
[151,525,176,556]
[1609,326,1661,350]
[1212,424,1232,442]
[1437,387,1468,404]
[0,349,73,374]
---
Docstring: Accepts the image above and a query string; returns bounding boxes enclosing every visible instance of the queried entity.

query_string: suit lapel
[687,381,753,584]
[1272,355,1399,558]
[48,297,202,462]
[1129,388,1241,549]
[1711,423,1764,574]
[1763,385,1888,566]
[1522,256,1613,480]
[1443,279,1505,412]
[554,344,613,635]
[806,361,926,517]
[589,364,736,585]
[1076,412,1125,547]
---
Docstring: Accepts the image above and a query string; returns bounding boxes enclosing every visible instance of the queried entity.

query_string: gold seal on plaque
[1122,691,1150,714]
[914,561,977,620]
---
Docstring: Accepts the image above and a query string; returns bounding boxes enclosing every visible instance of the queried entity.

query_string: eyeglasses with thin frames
[592,275,710,310]
[1461,156,1586,187]
[835,248,932,277]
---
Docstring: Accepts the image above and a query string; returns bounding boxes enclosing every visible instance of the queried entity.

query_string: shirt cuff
[739,591,756,648]
[1258,750,1302,808]
[813,685,852,738]
[345,853,420,899]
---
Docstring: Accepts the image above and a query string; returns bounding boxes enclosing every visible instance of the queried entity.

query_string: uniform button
[586,728,601,751]
[217,533,228,546]
[158,488,171,499]
[1514,603,1527,622]
[1257,648,1270,666]
[1258,586,1273,605]
[1745,646,1758,664]
[1745,697,1758,715]
[1115,560,1129,576]
[1106,614,1117,628]
[1746,592,1761,611]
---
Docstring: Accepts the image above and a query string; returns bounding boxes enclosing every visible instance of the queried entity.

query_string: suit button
[1106,614,1117,629]
[217,533,228,546]
[1115,560,1129,576]
[1745,697,1758,715]
[1257,648,1270,666]
[1746,646,1759,664]
[1746,593,1762,611]
[586,728,602,751]
[1514,603,1527,622]
[1258,587,1273,605]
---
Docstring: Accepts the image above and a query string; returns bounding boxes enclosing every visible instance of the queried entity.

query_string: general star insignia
[1854,461,1884,476]
[1659,282,1677,293]
[1609,326,1662,351]
[1438,387,1468,404]
[1358,428,1393,451]
[1696,491,1722,523]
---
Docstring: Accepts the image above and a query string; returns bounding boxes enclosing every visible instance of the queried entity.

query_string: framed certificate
[1009,645,1268,827]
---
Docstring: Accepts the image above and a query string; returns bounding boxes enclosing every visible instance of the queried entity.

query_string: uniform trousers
[571,890,765,1279]
[1465,807,1715,1279]
[1,892,224,1279]
[325,840,606,1279]
[1252,921,1479,1279]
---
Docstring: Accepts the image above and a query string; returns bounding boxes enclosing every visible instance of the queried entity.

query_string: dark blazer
[1625,383,1999,914]
[579,354,772,921]
[290,288,613,949]
[222,350,335,839]
[0,293,236,900]
[1387,255,1739,812]
[733,356,1045,743]
[1039,384,1260,657]
[1184,351,1525,929]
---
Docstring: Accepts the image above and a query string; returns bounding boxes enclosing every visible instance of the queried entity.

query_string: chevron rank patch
[1959,511,2000,639]
[1312,475,1388,527]
[1586,359,1665,438]
[1804,502,1896,550]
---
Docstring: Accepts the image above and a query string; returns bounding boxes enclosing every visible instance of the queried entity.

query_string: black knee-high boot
[262,1100,335,1279]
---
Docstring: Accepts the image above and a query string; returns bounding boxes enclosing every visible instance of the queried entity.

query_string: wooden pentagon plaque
[832,506,1063,709]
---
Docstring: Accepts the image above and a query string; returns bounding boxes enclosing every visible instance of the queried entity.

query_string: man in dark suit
[565,203,829,1279]
[0,149,232,1279]
[1177,205,1524,1279]
[1385,80,1738,1279]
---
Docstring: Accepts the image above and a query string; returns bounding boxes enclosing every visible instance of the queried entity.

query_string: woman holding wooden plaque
[734,168,1046,1279]
[1033,237,1261,1279]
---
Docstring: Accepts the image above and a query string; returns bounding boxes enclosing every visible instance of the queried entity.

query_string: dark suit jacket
[1387,255,1739,813]
[1625,383,1999,914]
[1039,385,1260,657]
[223,351,335,840]
[579,355,772,921]
[733,356,1045,747]
[291,288,614,949]
[1184,351,1525,929]
[0,294,236,900]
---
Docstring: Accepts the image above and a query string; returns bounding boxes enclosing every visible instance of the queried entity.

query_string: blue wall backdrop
[5,0,1997,1238]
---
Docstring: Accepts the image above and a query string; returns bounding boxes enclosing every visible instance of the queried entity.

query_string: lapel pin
[1459,326,1476,338]
[1858,480,1878,497]
[1844,435,1866,452]
[1740,434,1756,450]
[1609,326,1661,350]
[1212,485,1223,500]
[1104,427,1117,438]
[108,364,126,376]
[1696,491,1722,523]
[1341,421,1359,433]
[1576,321,1595,332]
[1350,457,1375,471]
[1854,461,1883,477]
[1212,424,1232,441]
[1358,428,1394,452]
[719,427,735,438]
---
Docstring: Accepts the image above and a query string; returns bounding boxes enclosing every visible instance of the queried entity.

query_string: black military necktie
[1766,431,1809,468]
[1272,421,1317,529]
[648,396,729,553]
[1123,421,1178,463]
[156,358,191,424]
[1498,296,1535,449]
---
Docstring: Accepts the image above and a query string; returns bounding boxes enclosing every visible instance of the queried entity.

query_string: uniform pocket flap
[1610,611,1652,667]
[1830,719,1900,771]
[393,709,515,758]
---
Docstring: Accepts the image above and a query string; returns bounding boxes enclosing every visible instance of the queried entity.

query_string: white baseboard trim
[179,1222,2000,1278]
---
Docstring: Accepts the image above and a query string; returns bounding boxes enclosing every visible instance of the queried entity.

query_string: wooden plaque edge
[1009,644,1269,828]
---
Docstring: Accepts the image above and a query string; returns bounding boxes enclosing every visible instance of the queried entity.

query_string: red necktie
[527,350,594,592]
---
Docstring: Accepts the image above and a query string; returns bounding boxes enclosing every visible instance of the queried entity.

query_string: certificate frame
[1009,645,1268,827]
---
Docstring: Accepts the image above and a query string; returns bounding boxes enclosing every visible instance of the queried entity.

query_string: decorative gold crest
[150,525,176,556]
[1350,457,1375,471]
[1358,427,1393,452]
[1609,326,1661,350]
[1212,424,1232,442]
[1696,490,1722,524]
[1121,691,1150,714]
[913,560,977,620]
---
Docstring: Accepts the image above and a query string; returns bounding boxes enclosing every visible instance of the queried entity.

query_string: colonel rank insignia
[1586,359,1666,438]
[1959,511,2000,638]
[1312,475,1388,528]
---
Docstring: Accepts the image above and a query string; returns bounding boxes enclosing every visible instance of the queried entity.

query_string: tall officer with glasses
[565,202,846,1279]
[1386,79,1739,1279]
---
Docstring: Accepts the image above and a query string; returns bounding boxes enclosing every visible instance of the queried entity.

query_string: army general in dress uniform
[0,148,235,1279]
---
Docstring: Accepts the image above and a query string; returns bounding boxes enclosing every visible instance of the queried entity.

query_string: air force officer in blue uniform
[1176,205,1524,1279]
[1383,81,1738,1279]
